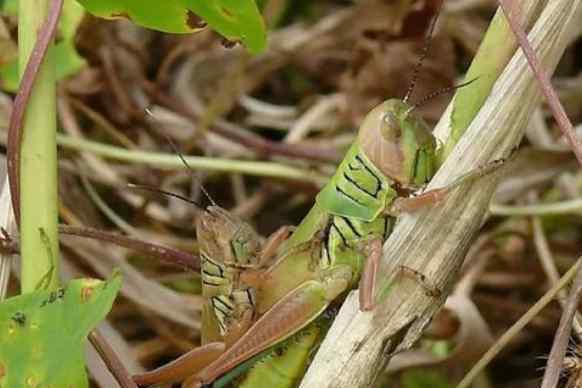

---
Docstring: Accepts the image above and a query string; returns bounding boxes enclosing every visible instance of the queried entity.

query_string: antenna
[407,77,480,114]
[127,183,204,210]
[403,1,444,104]
[144,107,218,208]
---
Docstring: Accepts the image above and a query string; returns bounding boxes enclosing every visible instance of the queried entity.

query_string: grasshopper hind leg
[133,342,225,386]
[188,270,352,387]
[359,240,442,311]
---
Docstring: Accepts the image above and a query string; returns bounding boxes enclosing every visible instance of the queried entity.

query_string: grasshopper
[134,204,291,386]
[133,96,502,388]
[196,206,291,347]
[197,206,330,388]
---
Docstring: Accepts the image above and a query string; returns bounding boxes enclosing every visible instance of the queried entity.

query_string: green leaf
[0,0,87,92]
[76,0,267,53]
[0,272,122,388]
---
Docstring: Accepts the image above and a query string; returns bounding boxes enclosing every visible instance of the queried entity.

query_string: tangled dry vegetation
[1,0,582,387]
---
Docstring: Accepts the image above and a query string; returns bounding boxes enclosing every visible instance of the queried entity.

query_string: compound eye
[232,231,259,257]
[380,111,401,142]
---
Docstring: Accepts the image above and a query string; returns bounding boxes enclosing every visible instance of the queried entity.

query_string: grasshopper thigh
[192,275,350,386]
[133,342,225,386]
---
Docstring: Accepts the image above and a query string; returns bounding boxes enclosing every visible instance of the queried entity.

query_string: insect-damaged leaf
[0,272,122,388]
[76,0,267,53]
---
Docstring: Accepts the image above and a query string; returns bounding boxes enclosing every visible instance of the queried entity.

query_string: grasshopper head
[358,99,437,187]
[196,206,261,267]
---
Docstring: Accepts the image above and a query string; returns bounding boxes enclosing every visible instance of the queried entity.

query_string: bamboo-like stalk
[299,2,582,387]
[18,0,60,292]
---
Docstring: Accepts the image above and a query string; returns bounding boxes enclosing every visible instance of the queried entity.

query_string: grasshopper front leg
[388,157,507,214]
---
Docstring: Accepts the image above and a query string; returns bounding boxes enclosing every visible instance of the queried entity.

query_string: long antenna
[402,1,444,104]
[144,107,218,208]
[408,77,480,113]
[127,183,204,210]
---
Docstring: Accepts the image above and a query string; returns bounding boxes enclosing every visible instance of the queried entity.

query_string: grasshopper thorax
[358,99,437,188]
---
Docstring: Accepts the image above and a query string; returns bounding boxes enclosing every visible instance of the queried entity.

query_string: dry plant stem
[89,330,138,388]
[285,94,342,143]
[99,46,137,119]
[57,93,122,185]
[142,80,340,163]
[454,234,496,296]
[498,0,582,166]
[6,0,62,224]
[79,171,142,236]
[300,2,581,387]
[533,215,582,338]
[541,262,582,388]
[457,258,582,388]
[86,321,144,387]
[58,225,199,271]
[0,224,198,274]
[69,97,137,149]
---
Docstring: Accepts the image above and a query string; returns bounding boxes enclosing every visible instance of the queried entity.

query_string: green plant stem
[56,134,329,186]
[490,198,582,216]
[439,2,545,163]
[19,0,60,292]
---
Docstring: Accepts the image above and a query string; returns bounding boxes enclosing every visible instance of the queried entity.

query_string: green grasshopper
[133,95,502,388]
